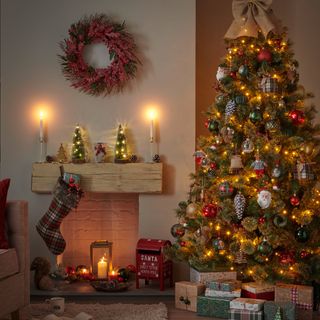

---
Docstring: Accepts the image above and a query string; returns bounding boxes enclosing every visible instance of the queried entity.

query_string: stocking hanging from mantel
[36,173,82,255]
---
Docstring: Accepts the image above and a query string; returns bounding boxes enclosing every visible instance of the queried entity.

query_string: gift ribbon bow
[225,0,280,39]
[290,286,313,310]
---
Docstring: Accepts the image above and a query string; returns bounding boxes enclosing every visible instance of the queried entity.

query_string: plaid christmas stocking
[36,177,81,255]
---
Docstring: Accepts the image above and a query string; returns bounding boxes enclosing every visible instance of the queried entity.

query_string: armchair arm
[5,201,30,306]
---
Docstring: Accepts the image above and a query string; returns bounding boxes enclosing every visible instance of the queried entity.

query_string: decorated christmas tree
[72,124,86,163]
[114,124,129,163]
[168,1,320,284]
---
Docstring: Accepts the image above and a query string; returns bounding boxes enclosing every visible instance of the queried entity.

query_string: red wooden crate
[136,238,173,291]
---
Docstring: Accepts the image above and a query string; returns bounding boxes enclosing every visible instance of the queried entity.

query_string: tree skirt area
[28,302,168,320]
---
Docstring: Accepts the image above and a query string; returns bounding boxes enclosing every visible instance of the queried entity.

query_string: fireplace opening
[58,193,139,271]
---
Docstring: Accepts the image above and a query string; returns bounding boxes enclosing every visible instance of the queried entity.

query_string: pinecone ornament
[234,192,246,220]
[225,100,237,120]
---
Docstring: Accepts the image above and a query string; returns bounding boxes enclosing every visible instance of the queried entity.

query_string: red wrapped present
[242,282,275,301]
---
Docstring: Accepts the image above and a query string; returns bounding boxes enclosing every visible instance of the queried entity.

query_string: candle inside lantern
[39,111,44,142]
[97,257,107,279]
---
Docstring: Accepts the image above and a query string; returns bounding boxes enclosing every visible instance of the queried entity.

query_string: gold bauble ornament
[304,142,315,155]
[186,203,198,218]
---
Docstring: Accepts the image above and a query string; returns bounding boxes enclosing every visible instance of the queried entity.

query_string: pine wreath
[59,14,140,96]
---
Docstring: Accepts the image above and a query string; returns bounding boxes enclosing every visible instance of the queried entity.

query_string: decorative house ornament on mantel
[59,14,140,96]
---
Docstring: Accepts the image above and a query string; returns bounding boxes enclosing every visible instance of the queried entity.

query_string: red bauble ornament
[290,194,300,206]
[238,49,244,56]
[202,203,219,218]
[210,162,217,170]
[257,49,272,62]
[289,109,305,125]
[196,157,203,165]
[180,241,186,247]
[230,71,237,79]
[279,251,295,264]
[258,217,266,224]
[205,119,209,128]
[300,250,309,259]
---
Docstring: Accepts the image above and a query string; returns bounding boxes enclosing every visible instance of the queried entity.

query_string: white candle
[39,111,44,141]
[150,118,154,142]
[148,109,156,143]
[97,257,107,279]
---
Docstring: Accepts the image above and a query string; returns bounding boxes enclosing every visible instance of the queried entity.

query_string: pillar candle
[97,257,107,279]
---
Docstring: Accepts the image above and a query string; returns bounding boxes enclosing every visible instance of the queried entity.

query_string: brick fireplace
[58,192,139,269]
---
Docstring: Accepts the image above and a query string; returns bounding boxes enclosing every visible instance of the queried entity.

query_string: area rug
[29,302,168,320]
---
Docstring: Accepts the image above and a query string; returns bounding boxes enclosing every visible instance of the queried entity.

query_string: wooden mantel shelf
[32,162,163,194]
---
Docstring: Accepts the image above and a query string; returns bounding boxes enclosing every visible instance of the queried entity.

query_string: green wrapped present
[228,309,263,320]
[264,301,295,320]
[197,296,233,318]
[208,279,241,292]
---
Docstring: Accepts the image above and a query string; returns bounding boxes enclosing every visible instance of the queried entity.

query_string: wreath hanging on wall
[59,14,140,96]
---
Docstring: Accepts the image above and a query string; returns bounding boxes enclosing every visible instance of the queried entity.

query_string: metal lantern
[90,240,113,279]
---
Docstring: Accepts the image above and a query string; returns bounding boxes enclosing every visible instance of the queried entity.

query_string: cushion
[0,248,19,279]
[0,179,10,249]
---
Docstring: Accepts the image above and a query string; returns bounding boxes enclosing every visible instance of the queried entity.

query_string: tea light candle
[109,269,118,281]
[97,257,107,279]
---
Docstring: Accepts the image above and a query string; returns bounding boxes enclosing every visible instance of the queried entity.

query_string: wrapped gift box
[175,281,205,312]
[275,283,313,319]
[242,282,275,301]
[230,297,265,311]
[190,267,237,285]
[205,288,241,298]
[197,296,233,318]
[264,301,295,320]
[228,309,263,320]
[209,279,242,292]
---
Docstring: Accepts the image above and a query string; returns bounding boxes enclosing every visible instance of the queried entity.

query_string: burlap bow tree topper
[225,0,280,39]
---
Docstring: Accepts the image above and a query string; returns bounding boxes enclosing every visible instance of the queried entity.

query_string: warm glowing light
[230,267,234,271]
[226,231,231,236]
[280,270,284,274]
[206,250,213,257]
[289,266,294,271]
[147,109,157,121]
[215,224,221,231]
